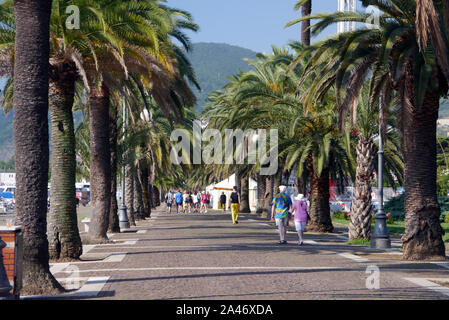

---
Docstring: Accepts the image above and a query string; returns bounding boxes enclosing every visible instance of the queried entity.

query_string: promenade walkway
[32,209,449,300]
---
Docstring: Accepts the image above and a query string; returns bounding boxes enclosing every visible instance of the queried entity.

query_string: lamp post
[119,98,130,229]
[371,92,391,249]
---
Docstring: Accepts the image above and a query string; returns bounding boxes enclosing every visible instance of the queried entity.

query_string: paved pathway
[42,209,449,300]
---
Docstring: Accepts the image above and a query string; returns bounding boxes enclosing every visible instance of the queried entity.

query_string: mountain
[0,43,257,161]
[187,42,257,112]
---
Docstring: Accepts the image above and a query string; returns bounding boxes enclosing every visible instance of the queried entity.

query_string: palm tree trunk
[87,84,111,242]
[108,105,120,233]
[149,181,154,209]
[125,164,136,226]
[240,176,250,213]
[139,166,150,218]
[47,60,82,260]
[256,173,266,214]
[235,169,241,191]
[308,167,333,232]
[273,171,281,196]
[153,185,160,207]
[12,0,63,294]
[401,67,445,260]
[348,137,375,240]
[261,176,272,218]
[134,173,145,220]
[301,0,312,46]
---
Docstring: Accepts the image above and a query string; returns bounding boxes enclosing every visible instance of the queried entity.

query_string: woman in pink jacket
[291,194,309,245]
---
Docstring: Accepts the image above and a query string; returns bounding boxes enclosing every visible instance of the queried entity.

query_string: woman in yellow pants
[229,186,240,224]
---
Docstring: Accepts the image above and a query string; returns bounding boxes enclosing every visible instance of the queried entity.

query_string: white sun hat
[295,193,305,201]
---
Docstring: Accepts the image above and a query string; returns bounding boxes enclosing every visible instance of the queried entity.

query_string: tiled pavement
[32,209,449,300]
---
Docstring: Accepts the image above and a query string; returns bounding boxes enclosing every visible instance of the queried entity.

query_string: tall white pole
[337,0,356,34]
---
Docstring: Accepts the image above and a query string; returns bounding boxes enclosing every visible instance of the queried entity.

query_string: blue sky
[165,0,364,53]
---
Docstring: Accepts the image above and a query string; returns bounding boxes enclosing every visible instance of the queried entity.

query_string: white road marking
[137,230,147,234]
[50,263,69,274]
[304,240,318,244]
[403,278,449,297]
[433,262,449,270]
[87,243,322,250]
[22,277,110,299]
[58,266,345,273]
[94,239,138,246]
[82,245,96,254]
[103,253,127,262]
[338,252,370,263]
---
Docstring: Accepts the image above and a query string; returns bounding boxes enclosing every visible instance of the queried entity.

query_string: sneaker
[282,240,287,245]
[298,241,303,246]
[235,221,238,224]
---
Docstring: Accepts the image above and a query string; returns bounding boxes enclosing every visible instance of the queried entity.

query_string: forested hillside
[0,42,257,160]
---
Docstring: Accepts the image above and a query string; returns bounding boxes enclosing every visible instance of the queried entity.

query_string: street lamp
[371,92,391,249]
[119,98,130,230]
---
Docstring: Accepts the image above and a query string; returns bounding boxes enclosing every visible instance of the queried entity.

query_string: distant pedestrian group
[164,189,211,214]
[164,184,310,245]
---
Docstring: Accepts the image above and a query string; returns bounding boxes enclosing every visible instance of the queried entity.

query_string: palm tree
[11,0,64,294]
[286,0,449,259]
[108,97,120,233]
[204,47,353,230]
[294,0,312,45]
[84,1,199,243]
[345,84,403,240]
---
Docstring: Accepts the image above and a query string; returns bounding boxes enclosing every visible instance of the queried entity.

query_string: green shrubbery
[384,194,449,221]
[444,213,449,224]
[332,211,350,220]
[386,212,394,224]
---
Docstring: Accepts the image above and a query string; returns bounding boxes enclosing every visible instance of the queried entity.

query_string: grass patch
[332,218,349,225]
[346,238,370,246]
[331,216,449,242]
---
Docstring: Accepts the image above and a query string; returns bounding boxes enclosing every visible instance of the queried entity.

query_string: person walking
[200,191,208,213]
[188,191,194,213]
[182,191,190,214]
[230,186,240,224]
[291,194,309,245]
[206,192,211,209]
[174,189,183,214]
[271,185,292,244]
[192,191,199,213]
[197,192,201,209]
[165,190,174,213]
[220,192,227,213]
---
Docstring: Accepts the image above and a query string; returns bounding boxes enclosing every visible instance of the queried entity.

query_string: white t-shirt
[192,195,199,204]
[165,192,173,203]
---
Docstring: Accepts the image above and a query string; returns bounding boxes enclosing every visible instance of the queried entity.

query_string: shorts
[176,201,182,206]
[166,202,172,207]
[295,221,307,232]
[275,217,289,227]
